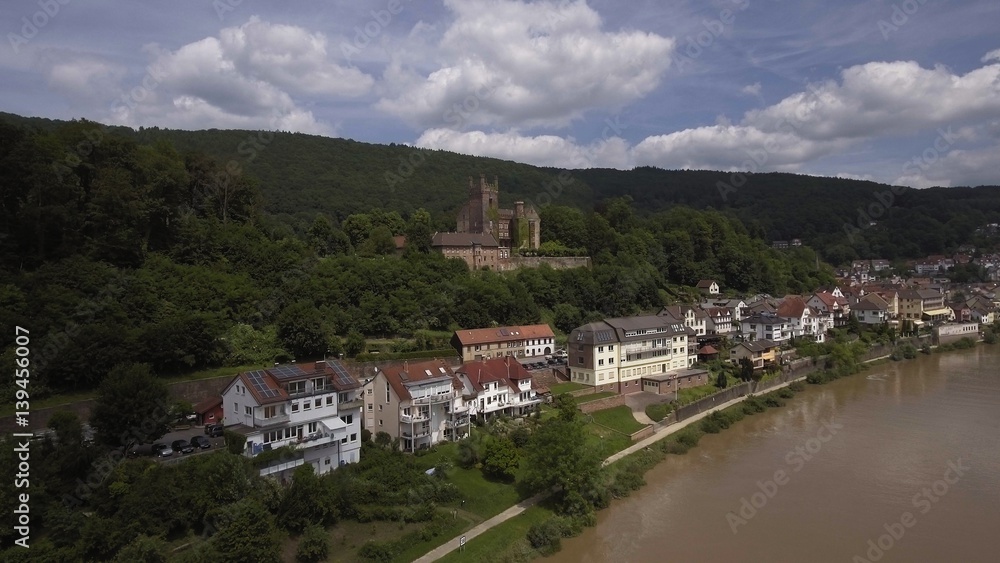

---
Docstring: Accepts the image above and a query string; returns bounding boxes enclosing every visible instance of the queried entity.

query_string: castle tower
[462,174,499,237]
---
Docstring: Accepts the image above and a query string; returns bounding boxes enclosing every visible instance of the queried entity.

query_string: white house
[740,312,791,343]
[853,294,890,325]
[703,307,734,335]
[221,360,364,479]
[697,280,720,295]
[455,356,542,420]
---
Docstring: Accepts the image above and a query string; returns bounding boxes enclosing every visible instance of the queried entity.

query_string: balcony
[449,403,470,414]
[338,398,363,410]
[253,413,290,428]
[400,412,429,424]
[445,418,470,428]
[295,434,336,448]
[402,427,431,438]
[287,386,336,400]
[412,394,453,405]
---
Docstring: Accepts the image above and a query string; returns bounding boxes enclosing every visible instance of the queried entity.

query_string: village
[183,257,999,482]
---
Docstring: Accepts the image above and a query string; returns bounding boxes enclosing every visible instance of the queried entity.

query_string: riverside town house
[362,359,472,453]
[567,315,697,394]
[221,360,364,480]
[451,324,556,362]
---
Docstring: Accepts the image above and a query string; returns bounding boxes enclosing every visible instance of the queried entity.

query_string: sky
[2,0,999,188]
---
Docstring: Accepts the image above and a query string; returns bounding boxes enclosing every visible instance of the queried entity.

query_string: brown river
[549,345,1000,563]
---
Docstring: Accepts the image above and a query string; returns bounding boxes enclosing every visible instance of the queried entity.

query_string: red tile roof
[453,324,554,346]
[777,296,808,318]
[379,359,460,401]
[456,356,532,393]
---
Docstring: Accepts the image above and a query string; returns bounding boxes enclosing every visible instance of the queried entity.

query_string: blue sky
[2,0,999,187]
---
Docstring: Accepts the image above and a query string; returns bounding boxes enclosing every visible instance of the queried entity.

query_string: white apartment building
[363,359,472,452]
[221,360,364,479]
[567,315,693,394]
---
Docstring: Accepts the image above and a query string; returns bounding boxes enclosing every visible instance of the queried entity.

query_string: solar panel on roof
[327,360,356,387]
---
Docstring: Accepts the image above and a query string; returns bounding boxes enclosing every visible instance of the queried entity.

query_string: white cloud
[893,144,1000,188]
[414,128,632,169]
[741,82,762,97]
[37,50,126,107]
[981,48,1000,63]
[376,0,674,129]
[107,17,372,134]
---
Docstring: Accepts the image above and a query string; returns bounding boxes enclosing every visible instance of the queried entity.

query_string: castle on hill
[456,174,541,250]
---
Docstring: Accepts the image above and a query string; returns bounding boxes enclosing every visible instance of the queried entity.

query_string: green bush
[777,388,794,399]
[762,395,784,408]
[742,396,766,414]
[984,330,997,345]
[358,541,395,563]
[788,381,805,392]
[675,429,701,449]
[296,524,330,563]
[527,519,563,555]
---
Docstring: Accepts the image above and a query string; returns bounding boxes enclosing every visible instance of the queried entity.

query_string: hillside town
[190,262,998,481]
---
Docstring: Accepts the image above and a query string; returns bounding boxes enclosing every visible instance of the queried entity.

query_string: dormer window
[287,381,306,394]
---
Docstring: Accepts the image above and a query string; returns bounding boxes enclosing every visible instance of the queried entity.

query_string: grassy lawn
[392,513,471,563]
[413,441,523,520]
[587,405,647,435]
[573,391,617,405]
[645,402,673,422]
[676,383,725,405]
[549,382,588,395]
[584,421,632,459]
[436,505,555,563]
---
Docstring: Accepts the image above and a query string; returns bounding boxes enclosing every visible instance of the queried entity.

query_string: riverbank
[427,339,986,563]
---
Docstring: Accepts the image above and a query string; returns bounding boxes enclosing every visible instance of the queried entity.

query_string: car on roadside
[171,439,194,454]
[190,436,211,449]
[152,443,173,457]
[205,424,225,437]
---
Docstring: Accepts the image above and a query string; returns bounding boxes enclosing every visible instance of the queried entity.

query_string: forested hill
[3,112,1000,262]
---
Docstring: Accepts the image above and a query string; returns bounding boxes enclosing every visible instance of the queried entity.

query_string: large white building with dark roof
[567,315,694,394]
[221,359,364,479]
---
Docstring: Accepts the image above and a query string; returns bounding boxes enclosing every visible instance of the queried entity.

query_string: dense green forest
[4,112,1000,264]
[0,116,835,398]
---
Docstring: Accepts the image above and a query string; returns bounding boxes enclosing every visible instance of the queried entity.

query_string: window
[284,428,292,439]
[308,422,317,434]
[609,358,614,364]
[245,406,252,416]
[367,404,373,411]
[379,419,383,426]
[288,381,306,394]
[264,405,276,418]
[341,414,353,424]
[291,402,299,412]
[233,402,238,413]
[339,392,349,403]
[350,433,357,442]
[314,398,321,408]
[475,344,481,351]
[609,345,614,351]
[341,436,348,444]
[367,388,372,395]
[378,405,383,412]
[598,359,604,366]
[303,401,311,410]
[326,396,334,406]
[312,377,325,391]
[385,383,390,403]
[325,458,331,465]
[598,346,604,352]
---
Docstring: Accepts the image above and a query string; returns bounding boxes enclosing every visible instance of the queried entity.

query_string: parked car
[171,439,194,454]
[190,436,211,449]
[205,424,225,437]
[152,443,173,457]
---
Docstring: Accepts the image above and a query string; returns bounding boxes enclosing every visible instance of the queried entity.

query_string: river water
[550,346,1000,563]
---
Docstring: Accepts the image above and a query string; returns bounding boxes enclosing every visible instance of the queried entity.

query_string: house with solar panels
[220,359,364,479]
[566,315,694,394]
